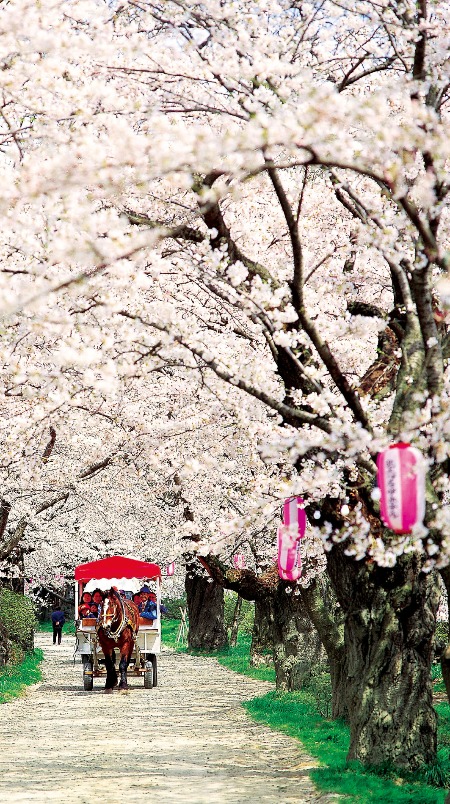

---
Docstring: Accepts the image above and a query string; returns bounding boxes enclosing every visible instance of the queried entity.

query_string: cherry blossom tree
[1,0,450,771]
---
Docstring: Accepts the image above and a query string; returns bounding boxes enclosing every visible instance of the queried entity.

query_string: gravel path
[0,634,337,803]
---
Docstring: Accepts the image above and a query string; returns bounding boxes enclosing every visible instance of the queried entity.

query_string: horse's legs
[118,651,130,689]
[104,651,118,690]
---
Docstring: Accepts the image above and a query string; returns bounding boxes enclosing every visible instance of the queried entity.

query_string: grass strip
[163,620,449,804]
[0,649,44,704]
[245,691,447,804]
[38,620,76,635]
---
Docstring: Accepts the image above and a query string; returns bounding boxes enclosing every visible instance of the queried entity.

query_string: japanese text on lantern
[385,456,400,520]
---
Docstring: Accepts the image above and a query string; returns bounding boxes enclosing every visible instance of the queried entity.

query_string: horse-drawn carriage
[74,556,162,691]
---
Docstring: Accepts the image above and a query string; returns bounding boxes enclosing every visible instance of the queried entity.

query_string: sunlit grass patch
[0,649,44,704]
[246,690,448,804]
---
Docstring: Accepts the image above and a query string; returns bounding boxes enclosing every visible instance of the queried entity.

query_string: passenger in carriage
[91,589,105,619]
[78,591,93,619]
[92,589,104,606]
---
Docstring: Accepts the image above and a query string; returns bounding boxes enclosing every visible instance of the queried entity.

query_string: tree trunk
[250,595,274,666]
[328,547,440,769]
[230,595,242,647]
[185,565,227,651]
[300,578,348,720]
[1,546,25,595]
[197,553,348,712]
[0,585,9,666]
[438,566,450,705]
[272,584,325,691]
[441,644,450,705]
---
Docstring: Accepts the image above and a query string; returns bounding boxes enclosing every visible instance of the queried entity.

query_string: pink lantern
[166,562,175,576]
[233,554,246,570]
[277,496,307,581]
[376,442,426,534]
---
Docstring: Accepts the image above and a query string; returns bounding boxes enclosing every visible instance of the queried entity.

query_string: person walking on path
[51,606,65,645]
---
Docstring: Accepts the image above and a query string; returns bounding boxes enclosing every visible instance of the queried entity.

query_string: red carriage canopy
[74,556,161,581]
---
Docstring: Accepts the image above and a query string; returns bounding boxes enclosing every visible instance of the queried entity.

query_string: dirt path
[0,634,337,803]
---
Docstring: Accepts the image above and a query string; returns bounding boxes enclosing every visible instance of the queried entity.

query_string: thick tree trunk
[230,595,242,647]
[328,547,440,769]
[197,554,347,709]
[185,566,227,651]
[272,584,325,691]
[250,595,274,666]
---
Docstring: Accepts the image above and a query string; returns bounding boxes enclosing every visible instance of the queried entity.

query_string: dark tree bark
[0,585,8,666]
[1,546,25,595]
[300,578,348,720]
[199,557,343,693]
[250,595,274,666]
[230,594,242,647]
[327,546,440,769]
[272,583,325,690]
[439,566,450,702]
[185,564,227,651]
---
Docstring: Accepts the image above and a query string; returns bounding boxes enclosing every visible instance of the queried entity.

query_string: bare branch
[42,426,56,463]
[78,454,116,480]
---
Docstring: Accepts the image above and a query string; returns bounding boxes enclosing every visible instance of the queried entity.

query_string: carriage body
[74,556,162,690]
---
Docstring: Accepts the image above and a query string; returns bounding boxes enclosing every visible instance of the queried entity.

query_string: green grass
[161,618,181,647]
[0,649,44,704]
[246,691,448,804]
[162,619,275,681]
[163,620,449,804]
[38,620,76,635]
[212,634,276,683]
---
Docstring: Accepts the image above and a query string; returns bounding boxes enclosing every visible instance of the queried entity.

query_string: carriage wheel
[83,661,94,691]
[151,654,157,688]
[143,660,153,689]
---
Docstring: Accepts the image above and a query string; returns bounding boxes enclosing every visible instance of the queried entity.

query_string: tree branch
[265,167,371,431]
[118,311,333,433]
[42,426,56,463]
[0,499,11,540]
[78,455,115,480]
[124,208,205,243]
[193,173,279,287]
[0,517,27,562]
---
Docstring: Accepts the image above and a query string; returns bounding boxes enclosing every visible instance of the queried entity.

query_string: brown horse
[96,588,140,692]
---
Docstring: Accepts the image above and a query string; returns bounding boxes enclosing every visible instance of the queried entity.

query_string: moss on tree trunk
[300,578,348,720]
[272,584,325,691]
[328,547,440,768]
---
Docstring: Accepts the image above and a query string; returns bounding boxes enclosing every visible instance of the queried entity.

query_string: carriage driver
[139,586,168,620]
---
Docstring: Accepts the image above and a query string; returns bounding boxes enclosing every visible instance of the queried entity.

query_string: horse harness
[97,591,139,641]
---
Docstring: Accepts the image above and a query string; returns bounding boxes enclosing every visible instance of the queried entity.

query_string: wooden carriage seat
[81,618,97,626]
[139,616,155,627]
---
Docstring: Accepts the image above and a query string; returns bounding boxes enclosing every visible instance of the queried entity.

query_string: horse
[96,588,140,693]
